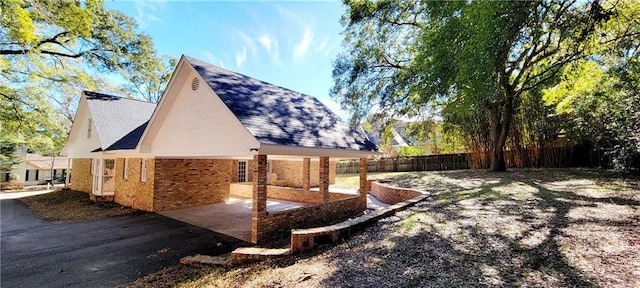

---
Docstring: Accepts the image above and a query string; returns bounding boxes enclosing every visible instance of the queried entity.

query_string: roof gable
[185,56,376,151]
[84,91,156,151]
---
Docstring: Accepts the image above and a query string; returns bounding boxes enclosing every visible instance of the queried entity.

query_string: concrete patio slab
[159,197,308,242]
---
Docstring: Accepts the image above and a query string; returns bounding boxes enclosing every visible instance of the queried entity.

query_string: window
[87,118,92,138]
[25,170,29,181]
[141,159,146,182]
[123,159,129,180]
[237,161,247,182]
[35,170,39,180]
[102,159,115,192]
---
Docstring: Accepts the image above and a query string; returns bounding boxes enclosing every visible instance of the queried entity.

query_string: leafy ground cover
[20,189,137,221]
[123,168,638,287]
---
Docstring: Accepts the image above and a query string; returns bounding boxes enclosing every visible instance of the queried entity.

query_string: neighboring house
[1,145,70,186]
[62,55,378,243]
[23,154,70,185]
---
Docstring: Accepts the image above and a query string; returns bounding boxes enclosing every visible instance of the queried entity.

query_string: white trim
[92,158,101,195]
[258,144,380,158]
[141,158,147,182]
[123,158,128,180]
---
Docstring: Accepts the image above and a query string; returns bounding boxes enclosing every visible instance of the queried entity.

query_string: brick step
[230,247,290,265]
[89,194,114,202]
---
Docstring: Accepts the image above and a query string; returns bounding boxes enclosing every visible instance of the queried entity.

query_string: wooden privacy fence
[337,146,601,174]
[337,154,469,174]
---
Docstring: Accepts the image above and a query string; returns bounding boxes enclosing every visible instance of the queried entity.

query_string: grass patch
[20,189,137,221]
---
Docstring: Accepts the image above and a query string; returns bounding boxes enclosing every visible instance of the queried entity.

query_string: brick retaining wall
[254,196,366,242]
[370,181,422,205]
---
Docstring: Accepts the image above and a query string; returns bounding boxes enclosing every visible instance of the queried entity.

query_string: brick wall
[230,183,352,204]
[253,196,366,243]
[270,160,336,187]
[114,158,155,211]
[153,158,232,211]
[370,181,422,205]
[70,158,92,193]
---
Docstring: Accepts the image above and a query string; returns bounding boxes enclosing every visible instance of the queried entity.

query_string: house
[23,154,70,185]
[1,144,70,187]
[62,55,378,243]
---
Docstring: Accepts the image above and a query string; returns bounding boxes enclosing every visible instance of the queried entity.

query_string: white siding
[66,98,102,159]
[150,71,259,157]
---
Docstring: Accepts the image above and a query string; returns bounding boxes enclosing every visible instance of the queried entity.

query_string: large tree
[124,55,177,103]
[0,0,162,149]
[332,0,632,171]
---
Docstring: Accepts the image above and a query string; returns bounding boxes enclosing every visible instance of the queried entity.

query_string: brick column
[359,158,368,206]
[319,156,329,203]
[252,154,268,243]
[302,157,310,192]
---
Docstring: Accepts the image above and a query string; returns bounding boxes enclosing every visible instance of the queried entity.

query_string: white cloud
[293,27,313,61]
[315,39,328,54]
[235,46,247,68]
[203,51,217,64]
[237,31,257,55]
[258,34,281,65]
[134,1,163,28]
[202,51,226,69]
[258,35,273,52]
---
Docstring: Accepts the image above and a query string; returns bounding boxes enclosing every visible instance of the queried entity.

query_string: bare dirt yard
[20,189,136,221]
[124,168,639,288]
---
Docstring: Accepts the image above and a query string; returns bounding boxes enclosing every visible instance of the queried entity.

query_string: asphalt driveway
[1,199,248,288]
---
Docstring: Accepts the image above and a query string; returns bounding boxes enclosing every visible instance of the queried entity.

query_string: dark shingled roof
[84,91,156,151]
[185,56,377,151]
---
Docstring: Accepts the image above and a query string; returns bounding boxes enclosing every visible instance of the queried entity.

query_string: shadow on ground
[318,169,640,287]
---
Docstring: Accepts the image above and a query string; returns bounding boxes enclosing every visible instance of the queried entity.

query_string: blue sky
[106,1,348,118]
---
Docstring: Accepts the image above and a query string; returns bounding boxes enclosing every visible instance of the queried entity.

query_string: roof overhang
[258,143,380,159]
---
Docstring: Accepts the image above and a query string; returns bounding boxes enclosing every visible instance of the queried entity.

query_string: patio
[158,189,390,242]
[158,196,308,242]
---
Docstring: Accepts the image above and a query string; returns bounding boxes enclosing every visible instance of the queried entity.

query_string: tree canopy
[332,0,639,171]
[0,0,168,156]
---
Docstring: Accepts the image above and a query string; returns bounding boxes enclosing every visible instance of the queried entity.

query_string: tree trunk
[490,144,507,171]
[489,94,514,172]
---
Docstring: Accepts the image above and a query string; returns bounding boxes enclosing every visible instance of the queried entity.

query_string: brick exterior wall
[114,158,155,211]
[253,196,366,243]
[230,183,352,204]
[269,160,336,187]
[370,181,422,205]
[153,158,232,211]
[70,158,92,193]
